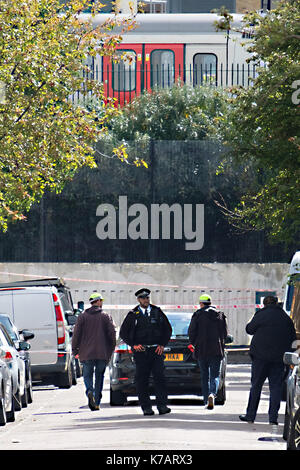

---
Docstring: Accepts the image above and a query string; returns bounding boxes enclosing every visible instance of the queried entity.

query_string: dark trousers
[246,358,286,422]
[133,348,168,410]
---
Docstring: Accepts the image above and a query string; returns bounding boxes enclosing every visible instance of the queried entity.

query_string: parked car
[109,311,232,406]
[282,251,300,449]
[0,313,34,406]
[283,352,300,450]
[0,279,79,388]
[0,353,14,425]
[0,323,28,413]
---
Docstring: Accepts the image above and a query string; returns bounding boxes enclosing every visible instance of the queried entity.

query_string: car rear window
[167,313,192,336]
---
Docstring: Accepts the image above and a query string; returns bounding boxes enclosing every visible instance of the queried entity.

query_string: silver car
[0,323,27,412]
[0,314,34,407]
[0,349,15,424]
[283,352,300,450]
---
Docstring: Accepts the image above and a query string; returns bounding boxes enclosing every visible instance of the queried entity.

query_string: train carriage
[76,13,254,105]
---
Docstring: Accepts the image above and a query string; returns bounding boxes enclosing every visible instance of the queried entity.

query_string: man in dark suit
[119,288,172,416]
[239,296,297,425]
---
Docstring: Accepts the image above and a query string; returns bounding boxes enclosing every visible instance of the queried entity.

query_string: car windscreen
[0,315,18,341]
[166,313,192,337]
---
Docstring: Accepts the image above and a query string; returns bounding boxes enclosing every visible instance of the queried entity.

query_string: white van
[0,283,76,388]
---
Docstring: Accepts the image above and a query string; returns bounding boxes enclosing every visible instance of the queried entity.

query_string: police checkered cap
[135,288,151,298]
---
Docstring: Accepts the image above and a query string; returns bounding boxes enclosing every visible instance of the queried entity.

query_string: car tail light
[2,350,13,361]
[53,293,66,346]
[115,343,132,354]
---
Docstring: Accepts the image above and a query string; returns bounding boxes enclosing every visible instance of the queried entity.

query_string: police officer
[119,288,172,416]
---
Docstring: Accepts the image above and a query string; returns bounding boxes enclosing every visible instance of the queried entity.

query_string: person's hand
[133,344,145,352]
[155,345,164,355]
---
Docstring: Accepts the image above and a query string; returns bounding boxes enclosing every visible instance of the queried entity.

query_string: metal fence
[70,62,260,105]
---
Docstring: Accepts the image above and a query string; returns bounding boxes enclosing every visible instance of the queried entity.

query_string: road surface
[0,364,287,451]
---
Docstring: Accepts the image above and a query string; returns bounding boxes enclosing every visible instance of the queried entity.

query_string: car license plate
[165,353,183,361]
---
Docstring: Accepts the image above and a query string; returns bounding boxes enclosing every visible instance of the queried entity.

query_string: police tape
[0,270,281,292]
[102,304,262,310]
[27,347,250,355]
[29,350,70,354]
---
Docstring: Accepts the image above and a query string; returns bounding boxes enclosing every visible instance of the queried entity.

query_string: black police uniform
[119,295,172,414]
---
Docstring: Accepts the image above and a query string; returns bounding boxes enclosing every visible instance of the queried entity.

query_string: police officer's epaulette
[131,306,140,315]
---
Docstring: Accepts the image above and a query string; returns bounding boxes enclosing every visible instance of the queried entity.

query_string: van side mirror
[77,301,84,311]
[225,335,234,344]
[283,352,300,366]
[20,330,35,341]
[18,341,31,351]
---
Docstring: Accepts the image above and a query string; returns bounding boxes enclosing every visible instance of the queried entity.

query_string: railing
[70,62,260,105]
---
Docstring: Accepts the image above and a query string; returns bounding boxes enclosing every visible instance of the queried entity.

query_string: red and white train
[78,13,254,104]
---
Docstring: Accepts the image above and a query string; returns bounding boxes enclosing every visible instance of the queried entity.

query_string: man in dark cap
[239,295,296,425]
[119,288,172,416]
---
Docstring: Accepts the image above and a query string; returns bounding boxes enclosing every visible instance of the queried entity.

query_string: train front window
[193,54,217,85]
[151,50,175,88]
[112,51,136,92]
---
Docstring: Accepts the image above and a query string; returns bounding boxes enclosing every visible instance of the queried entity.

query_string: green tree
[0,0,135,230]
[213,1,300,244]
[104,84,228,146]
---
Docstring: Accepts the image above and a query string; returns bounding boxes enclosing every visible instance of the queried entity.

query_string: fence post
[149,138,156,260]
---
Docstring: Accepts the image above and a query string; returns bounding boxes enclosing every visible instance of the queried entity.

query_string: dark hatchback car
[109,311,231,406]
[0,314,34,407]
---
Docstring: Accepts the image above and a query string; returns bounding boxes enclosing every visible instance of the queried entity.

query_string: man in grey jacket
[72,292,116,411]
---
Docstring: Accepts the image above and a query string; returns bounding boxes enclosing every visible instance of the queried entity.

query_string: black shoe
[269,421,278,425]
[158,406,171,415]
[239,414,254,423]
[87,391,96,411]
[143,408,154,416]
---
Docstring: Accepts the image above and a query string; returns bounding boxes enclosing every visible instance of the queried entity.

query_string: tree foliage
[0,0,134,230]
[104,84,228,145]
[213,0,300,244]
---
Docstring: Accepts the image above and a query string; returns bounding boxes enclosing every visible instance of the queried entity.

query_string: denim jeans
[198,357,222,405]
[82,359,107,406]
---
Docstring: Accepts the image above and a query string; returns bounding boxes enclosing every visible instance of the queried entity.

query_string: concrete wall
[0,262,289,345]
